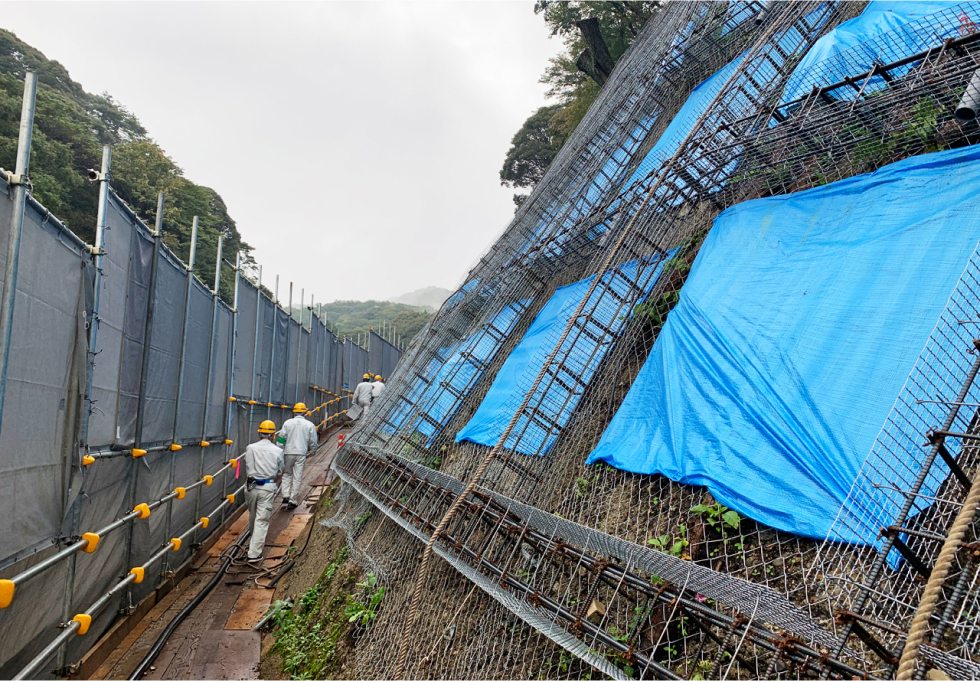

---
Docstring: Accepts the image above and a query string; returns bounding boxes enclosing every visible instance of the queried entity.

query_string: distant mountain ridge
[387,286,452,311]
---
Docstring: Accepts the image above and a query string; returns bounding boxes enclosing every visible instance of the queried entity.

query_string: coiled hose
[128,530,250,679]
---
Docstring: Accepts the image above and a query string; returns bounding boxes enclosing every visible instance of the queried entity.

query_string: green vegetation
[502,2,660,205]
[317,299,432,344]
[0,29,250,301]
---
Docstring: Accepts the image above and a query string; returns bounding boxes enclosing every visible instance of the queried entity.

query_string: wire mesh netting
[331,2,980,679]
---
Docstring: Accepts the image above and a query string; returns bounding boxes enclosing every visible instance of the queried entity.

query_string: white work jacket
[278,414,318,457]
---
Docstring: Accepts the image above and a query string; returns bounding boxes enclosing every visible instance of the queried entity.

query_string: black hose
[265,559,294,589]
[128,530,250,680]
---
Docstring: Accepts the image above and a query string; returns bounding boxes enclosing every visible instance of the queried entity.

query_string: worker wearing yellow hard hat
[371,374,386,400]
[278,402,318,509]
[243,420,284,566]
[348,373,375,422]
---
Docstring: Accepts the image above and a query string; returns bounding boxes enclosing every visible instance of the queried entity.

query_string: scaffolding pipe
[268,274,278,420]
[249,265,262,432]
[220,251,241,525]
[0,71,37,437]
[195,234,224,539]
[13,487,244,681]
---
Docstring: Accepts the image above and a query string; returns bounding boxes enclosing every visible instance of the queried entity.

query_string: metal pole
[267,275,278,421]
[195,234,223,540]
[0,72,37,436]
[163,216,197,578]
[250,266,262,430]
[220,251,240,525]
[124,191,164,603]
[294,287,303,403]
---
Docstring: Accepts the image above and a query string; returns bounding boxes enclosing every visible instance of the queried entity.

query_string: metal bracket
[117,605,137,615]
[88,246,105,256]
[53,663,79,676]
[3,170,23,185]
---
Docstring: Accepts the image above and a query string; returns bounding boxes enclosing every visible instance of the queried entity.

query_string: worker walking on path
[244,420,284,566]
[278,403,318,510]
[371,374,386,400]
[347,373,375,422]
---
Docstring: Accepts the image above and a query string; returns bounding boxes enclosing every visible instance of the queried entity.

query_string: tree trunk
[575,18,616,85]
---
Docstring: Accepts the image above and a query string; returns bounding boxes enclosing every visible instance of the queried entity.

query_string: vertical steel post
[125,192,164,601]
[220,251,240,525]
[162,217,197,578]
[268,275,278,420]
[195,234,223,541]
[283,282,292,409]
[294,287,303,403]
[0,72,37,436]
[250,266,262,431]
[310,294,319,416]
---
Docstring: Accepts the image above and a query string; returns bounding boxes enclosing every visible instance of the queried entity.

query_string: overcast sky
[2,2,559,302]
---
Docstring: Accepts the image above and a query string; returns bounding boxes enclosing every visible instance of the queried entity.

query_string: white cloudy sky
[2,1,559,302]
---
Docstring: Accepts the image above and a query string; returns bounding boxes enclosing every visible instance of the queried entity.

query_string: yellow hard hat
[258,420,277,434]
[293,402,307,413]
[374,374,383,380]
[363,373,372,380]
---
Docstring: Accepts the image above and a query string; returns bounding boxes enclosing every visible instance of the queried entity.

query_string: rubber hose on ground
[128,530,251,680]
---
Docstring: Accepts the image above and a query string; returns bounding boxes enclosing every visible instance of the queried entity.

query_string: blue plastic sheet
[457,255,674,456]
[587,145,980,542]
[782,1,971,104]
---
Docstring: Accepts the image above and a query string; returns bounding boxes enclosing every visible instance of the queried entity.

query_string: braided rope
[896,473,980,679]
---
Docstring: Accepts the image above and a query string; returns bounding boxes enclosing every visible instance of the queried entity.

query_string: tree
[0,29,251,302]
[500,2,660,207]
[500,104,566,192]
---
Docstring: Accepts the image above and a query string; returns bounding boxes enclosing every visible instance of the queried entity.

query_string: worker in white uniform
[244,420,284,566]
[371,375,386,400]
[278,402,318,509]
[347,373,375,421]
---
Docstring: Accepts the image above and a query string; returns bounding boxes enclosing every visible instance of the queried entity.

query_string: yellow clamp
[200,517,209,529]
[342,410,347,414]
[267,402,273,407]
[229,396,237,402]
[248,399,257,405]
[174,487,186,500]
[130,567,144,584]
[226,494,235,505]
[200,440,211,447]
[281,404,289,409]
[228,458,238,467]
[133,503,151,519]
[132,448,147,459]
[73,613,92,635]
[0,579,14,609]
[82,455,95,466]
[203,475,213,486]
[170,443,182,451]
[224,439,233,445]
[314,385,319,390]
[170,538,182,551]
[81,532,100,553]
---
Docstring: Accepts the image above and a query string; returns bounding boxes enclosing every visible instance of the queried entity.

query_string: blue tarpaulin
[781,1,972,104]
[457,255,674,456]
[587,145,980,542]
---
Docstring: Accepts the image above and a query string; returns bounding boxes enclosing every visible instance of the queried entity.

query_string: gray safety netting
[0,180,400,676]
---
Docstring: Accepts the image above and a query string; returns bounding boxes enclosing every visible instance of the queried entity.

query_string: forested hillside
[0,29,249,299]
[502,1,660,207]
[317,300,432,346]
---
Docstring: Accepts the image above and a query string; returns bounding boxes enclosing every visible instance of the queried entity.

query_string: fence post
[162,217,197,579]
[295,287,303,404]
[283,282,292,409]
[120,192,165,607]
[249,266,262,433]
[195,234,223,542]
[220,251,240,526]
[268,275,278,421]
[0,71,37,436]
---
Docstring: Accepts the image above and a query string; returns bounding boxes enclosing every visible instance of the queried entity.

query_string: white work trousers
[281,454,306,503]
[245,485,276,560]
